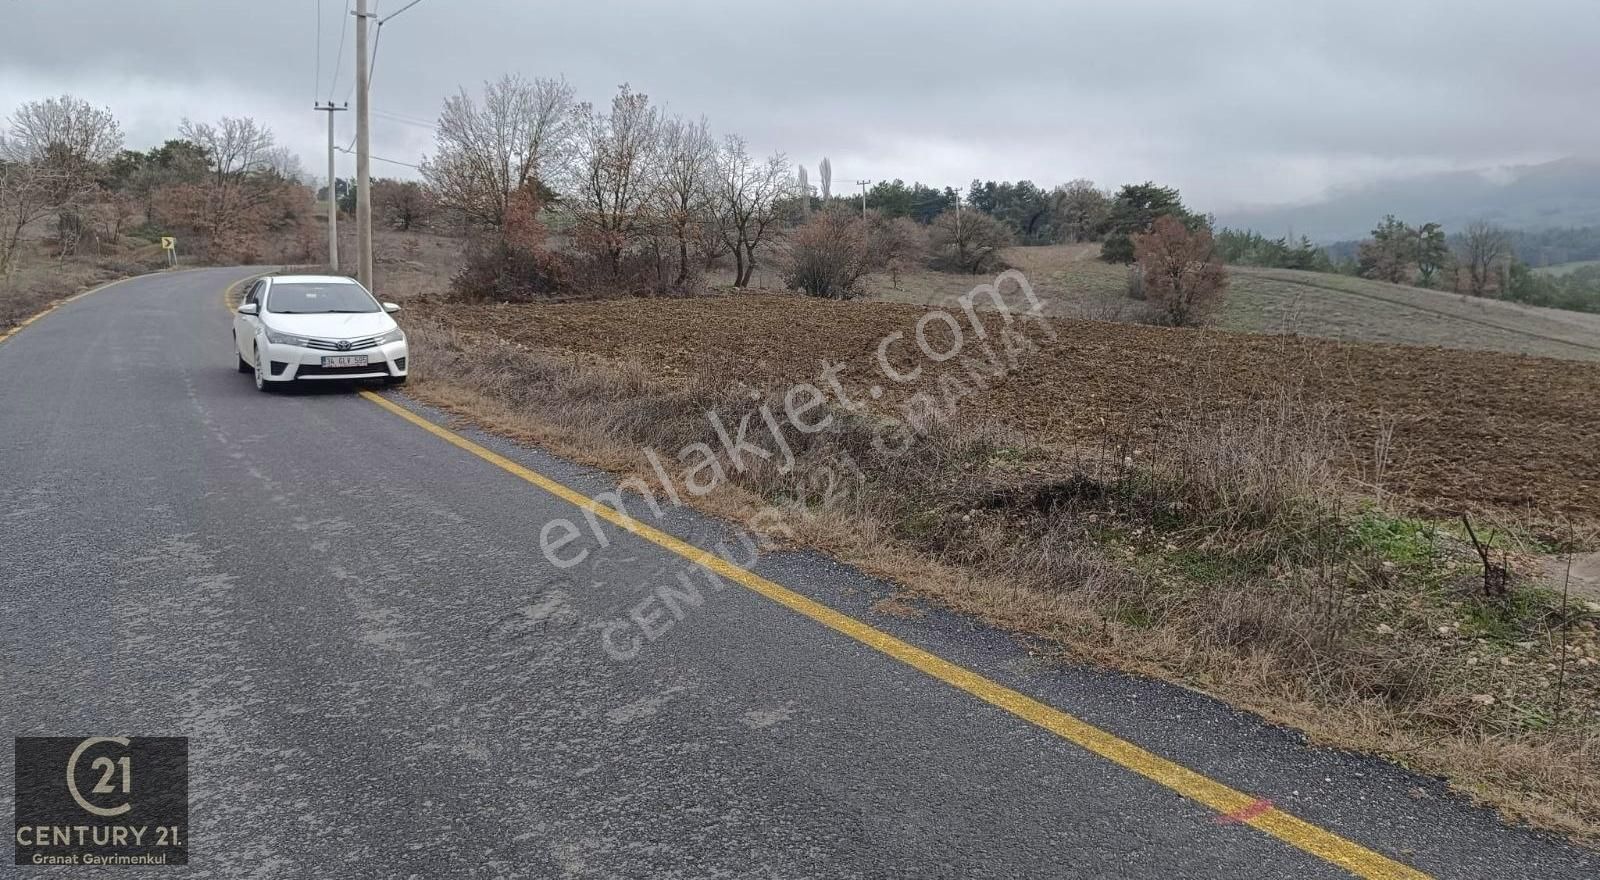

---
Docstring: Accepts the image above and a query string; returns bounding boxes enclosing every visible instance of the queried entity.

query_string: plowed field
[411,293,1600,521]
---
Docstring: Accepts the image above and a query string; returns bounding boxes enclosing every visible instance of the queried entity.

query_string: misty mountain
[1213,157,1600,243]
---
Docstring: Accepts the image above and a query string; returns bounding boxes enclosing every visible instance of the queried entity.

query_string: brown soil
[406,292,1600,523]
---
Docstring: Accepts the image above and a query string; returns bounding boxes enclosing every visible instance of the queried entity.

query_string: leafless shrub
[1133,215,1229,327]
[867,214,926,288]
[780,210,870,299]
[1461,515,1512,599]
[373,179,436,231]
[927,207,1009,274]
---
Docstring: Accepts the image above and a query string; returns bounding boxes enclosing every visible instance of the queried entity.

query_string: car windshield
[266,282,379,314]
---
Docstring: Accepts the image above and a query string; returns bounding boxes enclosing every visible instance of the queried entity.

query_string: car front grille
[304,336,380,352]
[297,363,389,377]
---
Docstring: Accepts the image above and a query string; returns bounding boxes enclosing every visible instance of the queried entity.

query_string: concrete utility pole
[856,180,870,219]
[354,0,374,290]
[314,101,347,272]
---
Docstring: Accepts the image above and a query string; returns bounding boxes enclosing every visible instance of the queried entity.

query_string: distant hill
[1214,157,1600,243]
[1537,260,1600,277]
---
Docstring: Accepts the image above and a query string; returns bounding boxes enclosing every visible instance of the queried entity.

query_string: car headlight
[375,327,405,345]
[264,328,312,346]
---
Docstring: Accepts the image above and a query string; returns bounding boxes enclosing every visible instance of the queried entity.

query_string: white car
[233,275,408,392]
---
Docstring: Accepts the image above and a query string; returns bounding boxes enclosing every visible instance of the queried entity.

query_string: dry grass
[0,243,168,332]
[398,311,1600,844]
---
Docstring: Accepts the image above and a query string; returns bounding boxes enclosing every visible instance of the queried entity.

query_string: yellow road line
[0,275,148,347]
[221,274,266,311]
[1,267,247,349]
[358,388,1431,880]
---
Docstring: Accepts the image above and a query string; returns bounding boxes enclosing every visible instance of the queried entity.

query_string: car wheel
[235,334,251,373]
[253,346,273,393]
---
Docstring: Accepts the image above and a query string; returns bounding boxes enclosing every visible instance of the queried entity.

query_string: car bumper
[263,340,409,381]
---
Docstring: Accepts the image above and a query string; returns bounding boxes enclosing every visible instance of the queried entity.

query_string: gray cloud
[3,0,1595,212]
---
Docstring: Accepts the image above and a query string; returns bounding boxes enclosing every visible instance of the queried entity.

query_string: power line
[340,10,390,105]
[337,2,429,147]
[380,0,426,23]
[336,145,420,170]
[370,109,435,130]
[314,0,323,99]
[365,22,384,95]
[327,0,351,101]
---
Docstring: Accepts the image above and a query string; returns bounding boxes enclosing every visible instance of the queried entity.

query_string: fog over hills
[1213,157,1600,242]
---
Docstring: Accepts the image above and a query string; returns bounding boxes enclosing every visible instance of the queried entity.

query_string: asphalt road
[1,267,1596,878]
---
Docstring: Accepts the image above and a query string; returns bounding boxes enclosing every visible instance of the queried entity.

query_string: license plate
[321,355,369,368]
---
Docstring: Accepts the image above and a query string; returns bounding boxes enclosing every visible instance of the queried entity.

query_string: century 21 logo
[66,737,133,817]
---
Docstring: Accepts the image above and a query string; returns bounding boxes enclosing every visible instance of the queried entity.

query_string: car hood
[264,312,396,339]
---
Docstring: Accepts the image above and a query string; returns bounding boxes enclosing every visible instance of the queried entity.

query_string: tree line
[0,95,323,271]
[1210,213,1600,314]
[419,76,794,297]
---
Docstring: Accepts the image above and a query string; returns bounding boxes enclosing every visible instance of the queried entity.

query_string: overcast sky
[3,0,1596,212]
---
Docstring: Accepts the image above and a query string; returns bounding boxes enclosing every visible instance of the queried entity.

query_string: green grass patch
[1347,510,1440,568]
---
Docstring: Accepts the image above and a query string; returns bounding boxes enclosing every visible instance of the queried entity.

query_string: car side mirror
[382,302,401,314]
[237,302,259,316]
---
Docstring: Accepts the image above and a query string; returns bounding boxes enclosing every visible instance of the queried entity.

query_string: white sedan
[233,275,408,392]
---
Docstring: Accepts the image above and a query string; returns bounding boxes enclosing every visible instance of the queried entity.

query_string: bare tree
[714,136,790,288]
[818,156,832,201]
[261,146,306,184]
[2,95,123,257]
[1,95,122,165]
[179,117,274,183]
[1461,220,1510,297]
[166,116,290,256]
[423,74,576,229]
[566,85,662,278]
[1050,179,1110,242]
[0,159,64,271]
[796,165,810,218]
[653,115,716,286]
